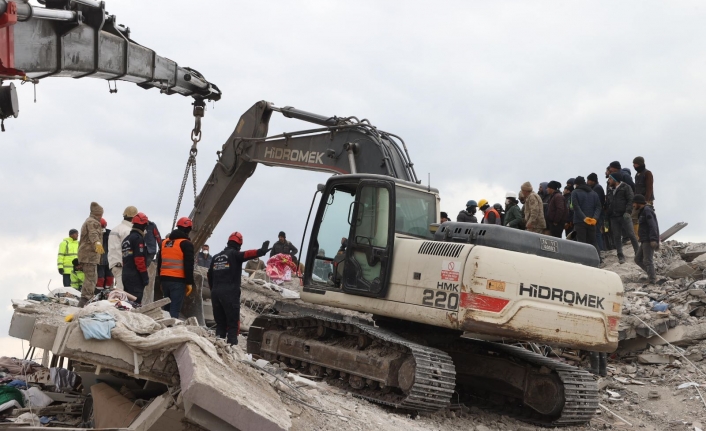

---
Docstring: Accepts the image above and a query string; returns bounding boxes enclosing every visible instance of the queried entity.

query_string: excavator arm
[0,0,220,121]
[189,100,418,249]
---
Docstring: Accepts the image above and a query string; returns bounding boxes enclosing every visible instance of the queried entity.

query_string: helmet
[228,232,243,245]
[478,199,489,208]
[466,200,478,208]
[505,192,517,200]
[493,203,503,211]
[177,217,193,228]
[123,206,138,218]
[100,218,107,228]
[132,212,149,225]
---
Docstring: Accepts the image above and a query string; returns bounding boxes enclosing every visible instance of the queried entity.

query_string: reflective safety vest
[70,270,85,290]
[57,237,79,272]
[160,238,186,278]
[484,208,502,225]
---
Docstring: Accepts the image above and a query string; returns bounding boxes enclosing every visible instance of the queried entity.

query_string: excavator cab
[304,174,437,299]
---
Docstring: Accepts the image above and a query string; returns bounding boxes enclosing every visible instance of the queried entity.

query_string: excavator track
[247,313,456,412]
[452,339,599,427]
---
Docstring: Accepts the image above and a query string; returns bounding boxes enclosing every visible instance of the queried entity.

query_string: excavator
[190,101,624,426]
[3,0,623,426]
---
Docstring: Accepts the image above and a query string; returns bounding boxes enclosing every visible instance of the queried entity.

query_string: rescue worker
[504,192,523,229]
[440,212,450,223]
[57,229,79,287]
[457,200,478,223]
[570,176,601,254]
[208,232,270,345]
[121,213,151,303]
[197,245,212,268]
[270,231,298,257]
[158,217,195,318]
[633,156,655,235]
[519,182,546,234]
[479,199,501,225]
[545,181,566,238]
[70,258,84,291]
[587,173,606,252]
[492,203,505,226]
[108,206,139,290]
[634,194,660,284]
[608,161,635,191]
[77,202,105,307]
[143,220,162,304]
[607,172,639,264]
[97,218,114,289]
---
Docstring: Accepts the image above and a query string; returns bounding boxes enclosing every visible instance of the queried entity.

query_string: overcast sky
[2,0,704,355]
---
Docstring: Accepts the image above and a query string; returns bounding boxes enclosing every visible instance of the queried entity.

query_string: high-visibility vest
[484,208,501,225]
[57,237,79,272]
[160,238,186,278]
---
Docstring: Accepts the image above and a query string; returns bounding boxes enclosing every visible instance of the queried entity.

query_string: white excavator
[2,1,623,425]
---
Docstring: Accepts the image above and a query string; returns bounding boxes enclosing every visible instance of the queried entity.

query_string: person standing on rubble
[519,182,545,234]
[78,202,105,307]
[632,156,655,235]
[456,200,478,223]
[545,181,566,238]
[121,213,151,303]
[57,228,79,287]
[142,220,162,304]
[197,244,212,268]
[570,177,601,254]
[504,193,523,229]
[587,173,606,252]
[70,258,85,290]
[108,206,139,290]
[607,173,639,264]
[208,233,270,345]
[158,217,195,318]
[634,194,660,284]
[96,218,114,289]
[270,231,298,258]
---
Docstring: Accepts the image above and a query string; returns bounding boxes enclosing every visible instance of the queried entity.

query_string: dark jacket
[504,204,523,229]
[634,167,654,201]
[157,229,195,284]
[457,210,478,223]
[608,182,634,217]
[144,222,162,266]
[197,252,212,268]
[592,183,606,209]
[270,240,298,258]
[637,205,659,242]
[571,185,601,224]
[208,245,266,290]
[620,168,635,191]
[121,229,149,287]
[546,192,566,225]
[100,229,111,266]
[563,191,574,223]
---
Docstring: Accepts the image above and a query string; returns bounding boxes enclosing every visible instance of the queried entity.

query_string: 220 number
[422,289,459,311]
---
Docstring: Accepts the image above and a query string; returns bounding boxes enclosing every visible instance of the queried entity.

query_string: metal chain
[172,104,203,230]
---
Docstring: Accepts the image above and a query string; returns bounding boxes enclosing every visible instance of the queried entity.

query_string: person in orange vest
[479,199,501,225]
[157,217,195,318]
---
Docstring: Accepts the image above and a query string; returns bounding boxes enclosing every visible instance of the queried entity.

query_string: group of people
[58,205,301,346]
[444,156,660,284]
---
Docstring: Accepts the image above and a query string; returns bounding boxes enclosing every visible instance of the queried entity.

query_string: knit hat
[90,202,104,217]
[540,182,548,190]
[633,194,647,205]
[633,156,645,165]
[440,212,448,219]
[609,173,622,182]
[278,231,286,238]
[587,173,598,182]
[69,229,78,235]
[123,206,138,218]
[573,176,586,186]
[547,180,562,191]
[567,178,575,185]
[609,161,622,170]
[521,181,533,192]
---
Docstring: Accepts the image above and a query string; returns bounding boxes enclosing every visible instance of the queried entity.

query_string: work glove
[260,241,271,254]
[623,212,631,221]
[650,241,660,250]
[584,217,597,226]
[185,284,193,297]
[95,242,105,254]
[58,268,64,275]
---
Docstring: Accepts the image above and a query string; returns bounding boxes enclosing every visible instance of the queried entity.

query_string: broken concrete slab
[692,254,706,271]
[174,343,291,431]
[660,222,688,242]
[92,382,142,428]
[681,243,706,262]
[620,322,706,351]
[8,312,37,341]
[637,353,674,364]
[30,320,61,350]
[128,393,180,431]
[665,261,699,279]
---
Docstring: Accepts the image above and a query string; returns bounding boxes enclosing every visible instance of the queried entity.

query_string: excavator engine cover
[434,222,600,267]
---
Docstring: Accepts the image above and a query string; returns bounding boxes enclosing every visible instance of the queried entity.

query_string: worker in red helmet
[97,218,114,289]
[121,212,151,303]
[208,232,271,345]
[157,217,195,318]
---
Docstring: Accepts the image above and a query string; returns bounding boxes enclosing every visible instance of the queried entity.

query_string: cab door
[342,180,395,298]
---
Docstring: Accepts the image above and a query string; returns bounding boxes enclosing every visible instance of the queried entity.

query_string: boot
[588,352,600,375]
[599,353,607,377]
[618,254,625,264]
[77,297,87,308]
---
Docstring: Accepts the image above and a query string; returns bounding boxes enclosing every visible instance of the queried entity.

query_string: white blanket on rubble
[73,305,223,365]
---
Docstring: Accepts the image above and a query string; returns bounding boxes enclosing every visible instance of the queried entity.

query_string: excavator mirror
[317,183,325,192]
[0,83,19,120]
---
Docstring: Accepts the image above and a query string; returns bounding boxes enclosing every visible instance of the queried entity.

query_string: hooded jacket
[57,237,79,273]
[608,182,634,217]
[457,210,478,223]
[620,168,635,191]
[523,191,546,230]
[108,220,133,268]
[78,202,104,264]
[637,205,660,243]
[570,185,601,224]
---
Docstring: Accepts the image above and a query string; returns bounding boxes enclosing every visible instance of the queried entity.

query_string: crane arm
[189,100,418,249]
[0,0,220,105]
